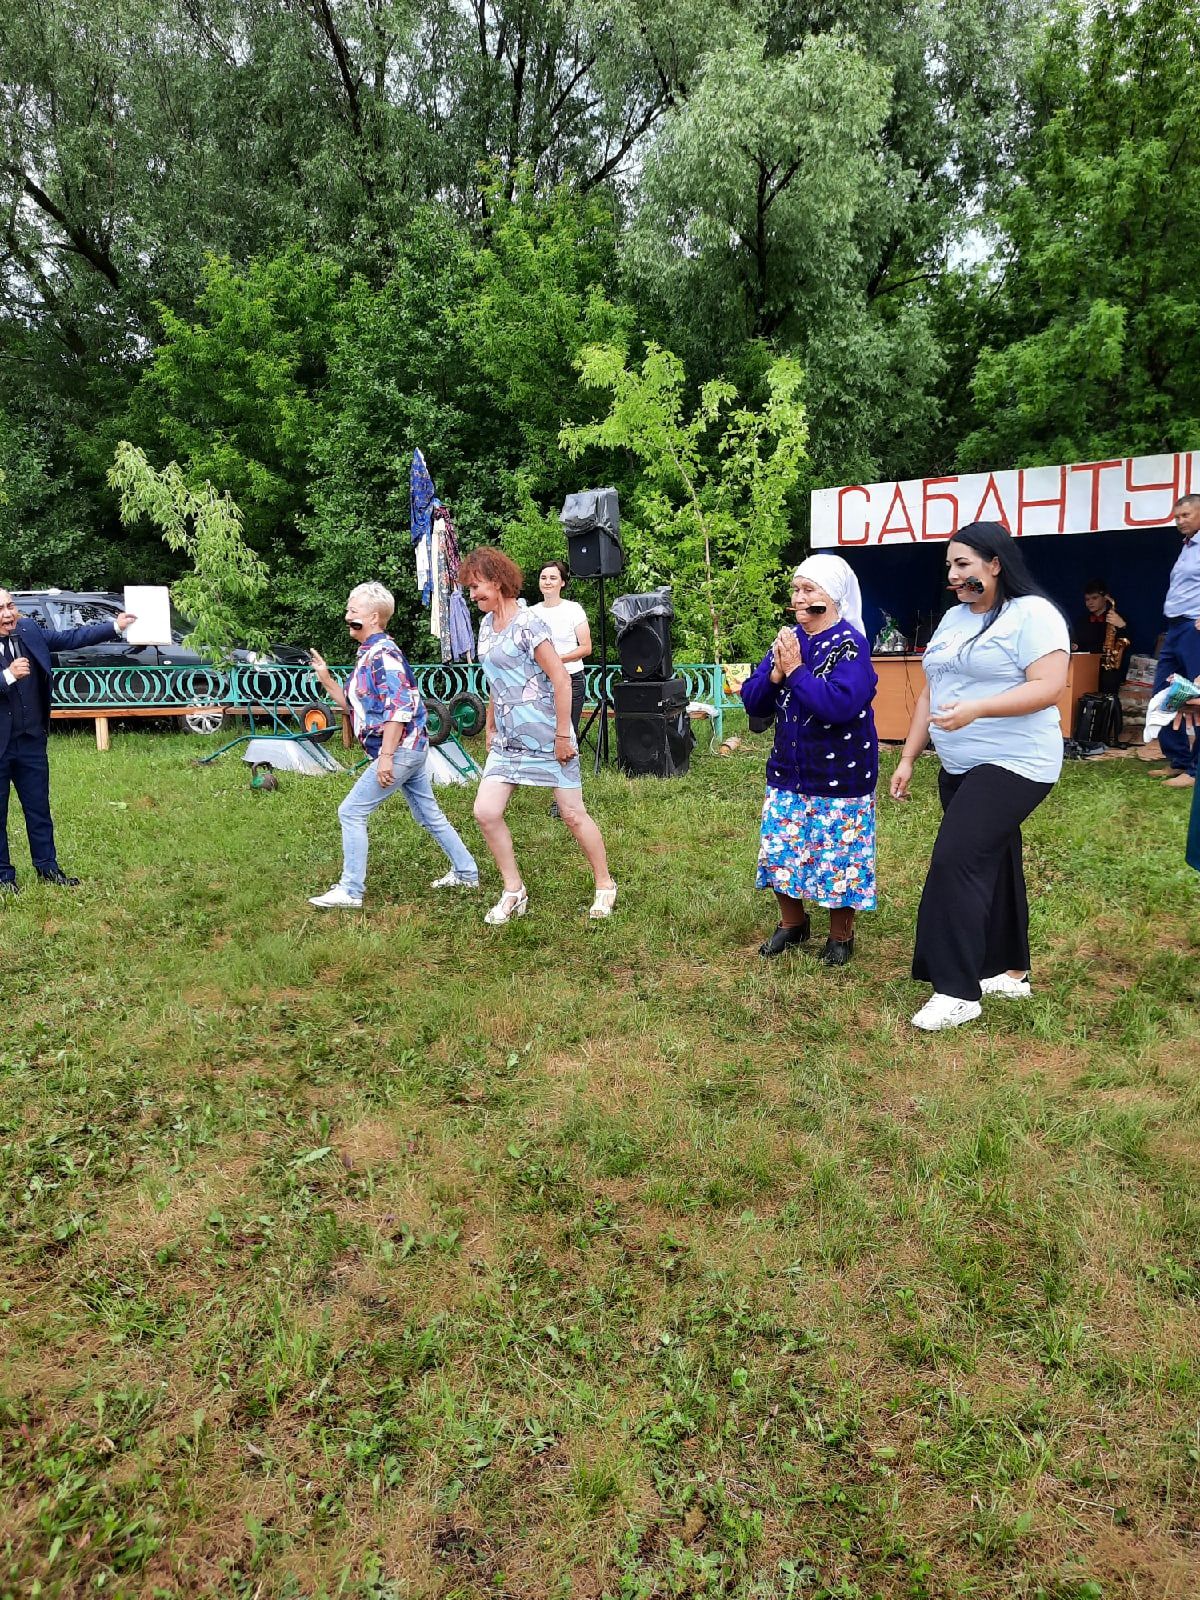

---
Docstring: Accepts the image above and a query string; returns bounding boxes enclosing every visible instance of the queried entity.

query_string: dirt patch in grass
[335,1116,412,1171]
[1084,1517,1200,1596]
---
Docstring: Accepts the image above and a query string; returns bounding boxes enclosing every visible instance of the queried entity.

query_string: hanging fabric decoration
[410,449,436,607]
[410,450,475,662]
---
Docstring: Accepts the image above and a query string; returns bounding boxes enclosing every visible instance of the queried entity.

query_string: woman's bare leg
[474,779,521,890]
[554,787,615,888]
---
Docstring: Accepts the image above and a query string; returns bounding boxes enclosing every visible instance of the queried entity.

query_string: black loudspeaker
[613,678,694,777]
[613,586,674,679]
[617,614,673,680]
[613,676,687,715]
[562,488,624,578]
[567,527,624,579]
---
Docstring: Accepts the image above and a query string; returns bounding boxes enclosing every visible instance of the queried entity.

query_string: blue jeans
[1152,617,1200,774]
[337,748,478,898]
[0,732,58,881]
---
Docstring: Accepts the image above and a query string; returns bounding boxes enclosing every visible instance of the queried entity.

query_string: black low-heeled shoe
[817,935,854,967]
[758,920,811,958]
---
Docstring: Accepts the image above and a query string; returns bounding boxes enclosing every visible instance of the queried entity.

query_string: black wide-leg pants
[911,763,1054,1002]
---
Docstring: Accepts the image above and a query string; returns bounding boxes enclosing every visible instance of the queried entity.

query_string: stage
[871,652,1101,742]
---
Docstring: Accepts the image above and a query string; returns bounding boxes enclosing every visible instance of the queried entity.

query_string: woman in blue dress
[460,547,617,924]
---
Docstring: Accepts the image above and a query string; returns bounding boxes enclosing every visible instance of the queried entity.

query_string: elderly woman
[307,581,479,908]
[741,556,879,966]
[460,547,616,925]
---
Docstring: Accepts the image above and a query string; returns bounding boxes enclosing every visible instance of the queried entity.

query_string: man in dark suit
[0,588,136,893]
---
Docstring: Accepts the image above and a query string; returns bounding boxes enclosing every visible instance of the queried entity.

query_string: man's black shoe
[0,880,19,897]
[37,869,81,887]
[817,936,854,967]
[758,919,811,958]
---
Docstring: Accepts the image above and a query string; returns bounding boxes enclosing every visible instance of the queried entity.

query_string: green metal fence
[50,661,731,741]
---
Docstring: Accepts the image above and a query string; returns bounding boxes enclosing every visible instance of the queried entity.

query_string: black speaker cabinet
[566,527,624,578]
[561,488,624,578]
[613,677,687,715]
[614,679,694,778]
[617,614,673,680]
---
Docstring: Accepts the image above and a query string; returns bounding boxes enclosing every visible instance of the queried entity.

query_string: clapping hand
[773,628,802,678]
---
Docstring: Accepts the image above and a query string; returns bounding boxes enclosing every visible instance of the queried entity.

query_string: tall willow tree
[956,0,1200,468]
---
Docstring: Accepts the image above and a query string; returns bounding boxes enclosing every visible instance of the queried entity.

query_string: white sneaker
[308,885,363,909]
[910,993,983,1031]
[430,871,479,889]
[980,972,1031,999]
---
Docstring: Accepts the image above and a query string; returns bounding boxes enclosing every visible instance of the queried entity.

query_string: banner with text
[811,452,1200,549]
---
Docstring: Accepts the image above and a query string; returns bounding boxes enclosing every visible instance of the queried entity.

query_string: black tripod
[576,573,611,774]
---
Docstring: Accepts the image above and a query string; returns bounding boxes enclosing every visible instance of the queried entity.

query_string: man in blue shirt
[1148,495,1200,788]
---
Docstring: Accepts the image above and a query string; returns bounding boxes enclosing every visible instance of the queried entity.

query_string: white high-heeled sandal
[589,883,618,919]
[484,886,528,925]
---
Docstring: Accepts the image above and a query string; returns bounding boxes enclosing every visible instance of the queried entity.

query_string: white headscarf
[792,555,865,636]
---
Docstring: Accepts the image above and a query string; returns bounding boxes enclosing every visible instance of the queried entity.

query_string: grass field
[1,725,1198,1600]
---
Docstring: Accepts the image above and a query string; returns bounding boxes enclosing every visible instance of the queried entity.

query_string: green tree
[561,344,809,662]
[127,250,341,556]
[955,0,1200,468]
[454,183,632,491]
[107,442,268,659]
[624,3,1036,486]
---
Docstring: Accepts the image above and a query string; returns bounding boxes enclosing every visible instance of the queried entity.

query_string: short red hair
[459,546,523,599]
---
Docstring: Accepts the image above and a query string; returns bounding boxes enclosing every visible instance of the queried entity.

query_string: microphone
[803,603,828,615]
[949,578,985,595]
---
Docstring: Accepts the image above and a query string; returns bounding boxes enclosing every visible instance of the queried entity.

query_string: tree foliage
[0,0,1188,655]
[956,0,1200,467]
[107,442,268,660]
[562,345,809,661]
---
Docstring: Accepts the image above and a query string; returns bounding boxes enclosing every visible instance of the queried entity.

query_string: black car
[15,590,312,733]
[13,589,277,662]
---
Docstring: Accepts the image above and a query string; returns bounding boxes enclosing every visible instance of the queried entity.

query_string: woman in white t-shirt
[889,522,1070,1032]
[530,560,591,735]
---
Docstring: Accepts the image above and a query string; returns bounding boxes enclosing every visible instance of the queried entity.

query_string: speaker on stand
[561,489,624,773]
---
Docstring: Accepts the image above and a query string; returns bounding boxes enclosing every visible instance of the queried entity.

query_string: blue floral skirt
[756,787,877,910]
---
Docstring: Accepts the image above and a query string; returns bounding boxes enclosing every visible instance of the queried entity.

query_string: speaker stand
[576,573,612,774]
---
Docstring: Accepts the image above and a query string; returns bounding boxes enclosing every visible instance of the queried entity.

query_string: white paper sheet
[122,585,173,646]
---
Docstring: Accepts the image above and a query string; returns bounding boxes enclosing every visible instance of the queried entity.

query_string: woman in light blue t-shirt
[890,522,1070,1032]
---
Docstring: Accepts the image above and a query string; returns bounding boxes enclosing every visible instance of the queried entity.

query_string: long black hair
[950,521,1065,646]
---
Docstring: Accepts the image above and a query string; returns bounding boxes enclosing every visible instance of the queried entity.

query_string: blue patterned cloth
[756,787,877,909]
[478,610,581,788]
[345,632,427,758]
[410,450,436,606]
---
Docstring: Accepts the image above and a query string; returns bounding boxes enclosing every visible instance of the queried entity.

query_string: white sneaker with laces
[430,871,479,889]
[308,885,363,909]
[911,993,982,1031]
[979,972,1031,999]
